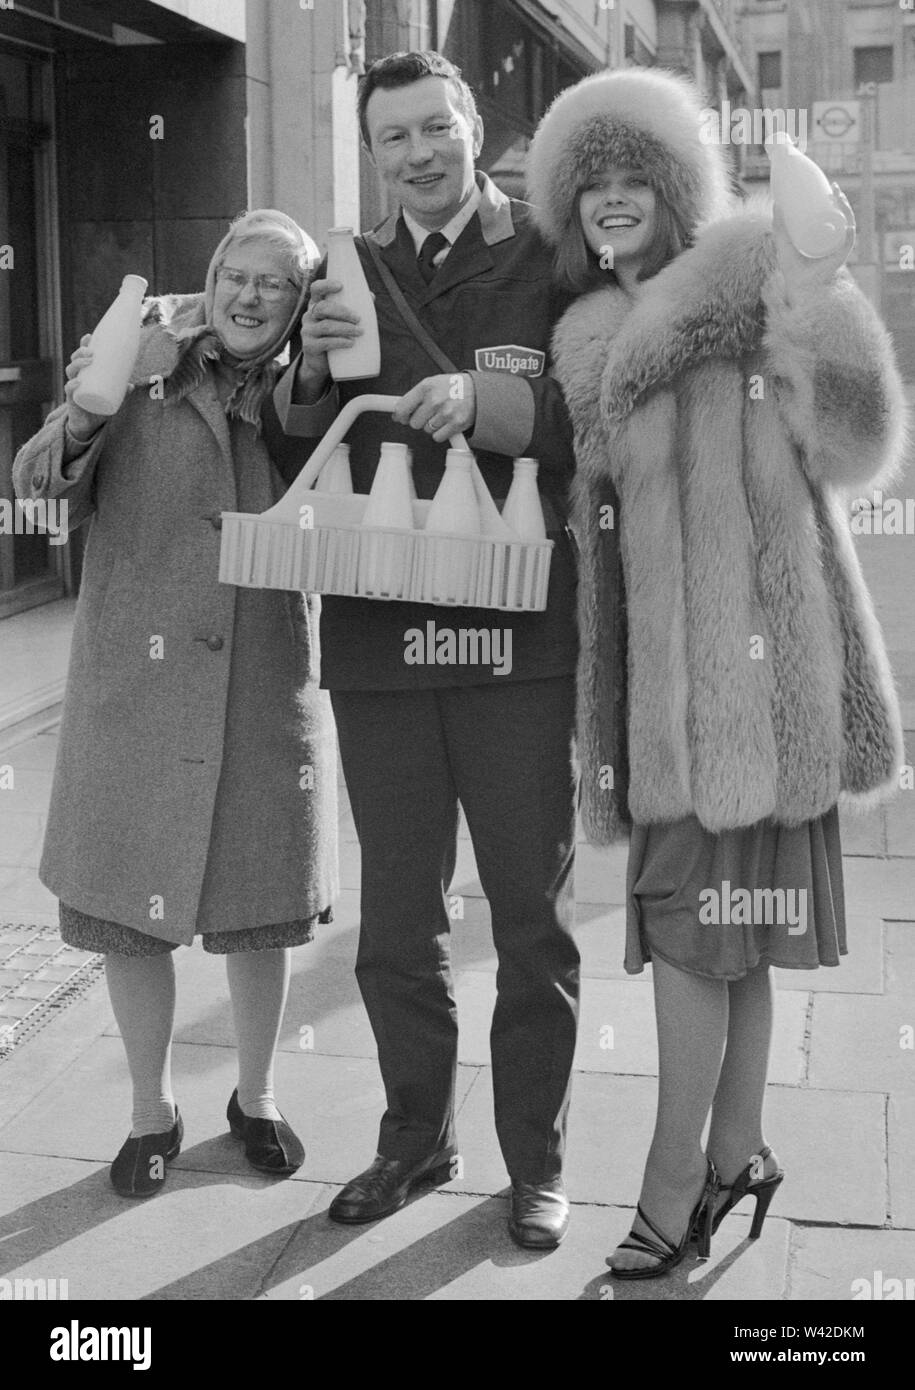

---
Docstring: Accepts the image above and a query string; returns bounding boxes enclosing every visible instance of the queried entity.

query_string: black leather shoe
[110,1109,183,1198]
[508,1178,570,1249]
[227,1090,304,1176]
[328,1151,455,1224]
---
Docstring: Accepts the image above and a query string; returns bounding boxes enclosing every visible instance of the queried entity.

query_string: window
[758,51,782,90]
[854,46,894,87]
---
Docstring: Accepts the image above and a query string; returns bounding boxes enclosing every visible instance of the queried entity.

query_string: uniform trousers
[330,675,580,1182]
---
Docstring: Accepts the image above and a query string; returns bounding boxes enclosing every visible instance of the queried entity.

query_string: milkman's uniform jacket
[267,170,579,690]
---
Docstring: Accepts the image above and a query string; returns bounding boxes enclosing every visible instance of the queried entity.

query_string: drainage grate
[0,923,106,1058]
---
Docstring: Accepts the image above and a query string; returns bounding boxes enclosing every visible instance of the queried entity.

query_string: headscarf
[165,209,320,432]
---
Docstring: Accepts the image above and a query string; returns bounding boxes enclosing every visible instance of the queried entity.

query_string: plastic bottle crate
[219,395,554,611]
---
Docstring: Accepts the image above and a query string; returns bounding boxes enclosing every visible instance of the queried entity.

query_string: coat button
[32,473,47,490]
[206,635,224,651]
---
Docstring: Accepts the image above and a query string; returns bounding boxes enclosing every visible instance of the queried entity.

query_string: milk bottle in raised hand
[766,132,847,259]
[325,228,381,380]
[73,275,148,416]
[501,458,547,540]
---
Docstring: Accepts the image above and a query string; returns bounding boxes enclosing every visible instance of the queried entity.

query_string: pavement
[1,466,913,1302]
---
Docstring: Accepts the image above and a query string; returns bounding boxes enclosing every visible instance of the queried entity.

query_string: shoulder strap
[363,234,458,375]
[362,231,573,536]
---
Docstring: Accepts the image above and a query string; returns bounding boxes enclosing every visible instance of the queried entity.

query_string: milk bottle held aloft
[501,458,547,540]
[325,228,381,381]
[72,275,148,416]
[766,132,848,259]
[315,443,353,494]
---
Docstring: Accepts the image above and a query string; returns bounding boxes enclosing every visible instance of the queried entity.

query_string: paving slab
[0,811,44,870]
[839,807,886,856]
[453,969,656,1075]
[773,917,884,994]
[0,766,55,820]
[573,841,629,906]
[843,857,915,920]
[260,1186,790,1301]
[439,1070,888,1225]
[885,921,915,995]
[449,1067,657,1201]
[0,729,61,773]
[789,1225,915,1302]
[807,993,915,1092]
[887,1094,915,1230]
[0,1150,324,1301]
[0,866,59,918]
[0,1035,478,1189]
[884,793,915,858]
[764,1087,887,1227]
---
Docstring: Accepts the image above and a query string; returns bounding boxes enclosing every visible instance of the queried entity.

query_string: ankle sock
[130,1098,177,1139]
[226,948,290,1124]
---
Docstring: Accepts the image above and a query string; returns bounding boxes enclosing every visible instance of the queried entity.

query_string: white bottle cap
[514,457,539,471]
[122,274,149,293]
[445,449,473,469]
[327,227,355,236]
[765,129,794,153]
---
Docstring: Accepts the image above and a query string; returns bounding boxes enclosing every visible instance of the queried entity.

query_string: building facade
[0,0,755,621]
[737,0,915,361]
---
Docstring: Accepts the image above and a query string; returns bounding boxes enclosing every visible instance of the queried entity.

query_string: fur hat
[527,68,734,247]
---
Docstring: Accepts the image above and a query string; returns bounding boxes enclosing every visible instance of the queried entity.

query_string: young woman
[527,70,907,1277]
[14,211,338,1197]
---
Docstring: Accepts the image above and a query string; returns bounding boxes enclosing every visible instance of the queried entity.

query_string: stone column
[245,0,360,238]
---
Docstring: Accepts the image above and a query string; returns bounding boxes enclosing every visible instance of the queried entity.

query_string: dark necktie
[417,231,449,284]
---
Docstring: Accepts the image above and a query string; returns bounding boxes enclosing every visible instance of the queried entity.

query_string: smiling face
[578,165,658,275]
[211,241,300,359]
[364,75,482,230]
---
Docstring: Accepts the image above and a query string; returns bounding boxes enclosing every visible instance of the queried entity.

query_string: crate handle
[259,393,517,539]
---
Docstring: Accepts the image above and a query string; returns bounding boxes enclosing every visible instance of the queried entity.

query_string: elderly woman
[13,210,338,1197]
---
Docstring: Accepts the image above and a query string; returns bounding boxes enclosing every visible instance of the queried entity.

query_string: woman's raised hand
[64,335,125,442]
[772,184,856,305]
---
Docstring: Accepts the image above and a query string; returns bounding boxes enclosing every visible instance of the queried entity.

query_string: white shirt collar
[402,180,483,260]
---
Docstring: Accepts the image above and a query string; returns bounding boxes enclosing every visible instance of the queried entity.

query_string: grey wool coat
[13,294,338,944]
[551,208,908,844]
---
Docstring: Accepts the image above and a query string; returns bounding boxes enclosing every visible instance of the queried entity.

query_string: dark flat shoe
[110,1109,183,1198]
[227,1089,304,1175]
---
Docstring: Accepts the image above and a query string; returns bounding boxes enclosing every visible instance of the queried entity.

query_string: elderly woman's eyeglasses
[216,266,298,301]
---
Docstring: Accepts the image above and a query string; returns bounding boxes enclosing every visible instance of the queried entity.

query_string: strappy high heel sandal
[610,1159,720,1281]
[712,1145,784,1238]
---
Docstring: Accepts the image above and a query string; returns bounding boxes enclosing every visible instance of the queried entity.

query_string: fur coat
[551,209,908,843]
